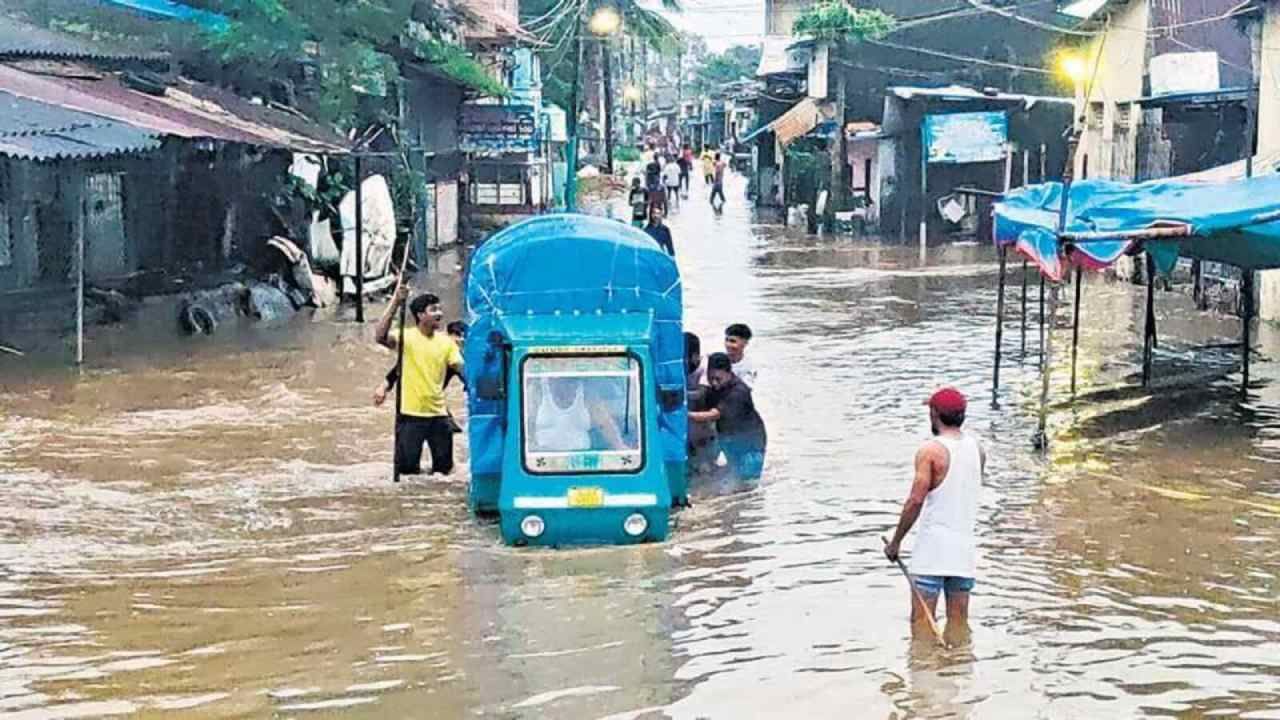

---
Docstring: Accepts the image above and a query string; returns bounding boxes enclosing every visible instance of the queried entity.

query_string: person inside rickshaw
[528,376,634,453]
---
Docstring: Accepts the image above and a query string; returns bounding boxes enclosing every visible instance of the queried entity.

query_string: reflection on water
[1,174,1278,718]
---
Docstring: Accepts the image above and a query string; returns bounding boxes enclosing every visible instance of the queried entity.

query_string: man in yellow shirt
[376,287,463,475]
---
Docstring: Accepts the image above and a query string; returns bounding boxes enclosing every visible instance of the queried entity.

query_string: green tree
[201,0,506,129]
[691,44,762,96]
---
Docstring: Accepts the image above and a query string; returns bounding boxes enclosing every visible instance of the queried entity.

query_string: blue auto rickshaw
[463,214,687,546]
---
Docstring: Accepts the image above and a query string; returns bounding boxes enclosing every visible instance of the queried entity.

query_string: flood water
[1,172,1278,718]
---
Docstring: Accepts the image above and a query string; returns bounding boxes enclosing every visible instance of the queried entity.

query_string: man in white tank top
[884,387,985,643]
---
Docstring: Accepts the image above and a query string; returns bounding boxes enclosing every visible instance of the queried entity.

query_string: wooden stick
[882,536,946,646]
[0,343,23,356]
[390,237,413,484]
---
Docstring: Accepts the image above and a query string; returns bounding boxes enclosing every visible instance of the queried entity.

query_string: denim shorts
[912,575,975,597]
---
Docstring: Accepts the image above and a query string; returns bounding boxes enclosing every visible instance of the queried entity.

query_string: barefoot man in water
[884,387,985,644]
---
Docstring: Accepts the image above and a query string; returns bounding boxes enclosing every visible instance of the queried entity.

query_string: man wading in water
[884,387,985,645]
[376,288,463,475]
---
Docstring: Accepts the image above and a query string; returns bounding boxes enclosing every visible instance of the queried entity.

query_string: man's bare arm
[884,443,940,561]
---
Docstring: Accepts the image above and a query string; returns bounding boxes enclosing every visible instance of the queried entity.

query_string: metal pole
[1022,149,1030,187]
[1036,131,1080,450]
[1142,253,1156,386]
[1242,270,1254,398]
[354,155,365,323]
[1020,261,1028,357]
[919,123,928,262]
[565,17,584,211]
[1070,265,1083,395]
[1038,273,1045,366]
[603,43,615,175]
[992,246,1008,406]
[75,188,85,366]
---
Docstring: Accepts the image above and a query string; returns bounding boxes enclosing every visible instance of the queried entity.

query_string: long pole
[1038,274,1045,365]
[992,246,1008,406]
[1242,269,1254,398]
[1036,132,1080,450]
[882,537,946,646]
[391,232,414,483]
[354,155,365,323]
[603,42,615,175]
[919,124,928,262]
[75,188,85,366]
[565,14,584,211]
[1142,253,1156,386]
[1020,261,1028,356]
[1070,265,1083,395]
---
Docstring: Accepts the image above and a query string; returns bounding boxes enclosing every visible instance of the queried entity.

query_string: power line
[867,39,1054,75]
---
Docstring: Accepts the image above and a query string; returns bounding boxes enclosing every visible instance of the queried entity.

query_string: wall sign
[923,111,1008,164]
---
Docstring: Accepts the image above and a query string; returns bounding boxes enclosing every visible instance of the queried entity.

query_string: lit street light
[566,4,624,211]
[589,7,622,36]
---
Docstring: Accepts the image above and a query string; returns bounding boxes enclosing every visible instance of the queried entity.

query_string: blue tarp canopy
[994,173,1280,281]
[464,214,685,476]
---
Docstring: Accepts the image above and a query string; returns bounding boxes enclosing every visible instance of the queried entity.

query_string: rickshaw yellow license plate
[568,487,605,508]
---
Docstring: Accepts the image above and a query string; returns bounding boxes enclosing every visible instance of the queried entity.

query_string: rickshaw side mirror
[658,387,684,412]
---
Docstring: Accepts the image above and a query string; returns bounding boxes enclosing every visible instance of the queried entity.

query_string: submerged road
[0,170,1278,718]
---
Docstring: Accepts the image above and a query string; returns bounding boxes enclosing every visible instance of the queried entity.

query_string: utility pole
[603,42,615,174]
[565,12,584,211]
[829,44,847,226]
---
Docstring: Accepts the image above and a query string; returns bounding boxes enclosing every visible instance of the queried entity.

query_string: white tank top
[534,381,591,452]
[910,432,982,578]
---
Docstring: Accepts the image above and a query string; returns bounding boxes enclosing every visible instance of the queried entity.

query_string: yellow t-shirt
[394,327,462,417]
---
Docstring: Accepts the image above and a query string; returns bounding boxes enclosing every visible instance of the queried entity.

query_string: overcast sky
[652,0,766,52]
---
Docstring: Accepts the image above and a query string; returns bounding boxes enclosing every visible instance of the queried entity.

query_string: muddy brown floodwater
[1,172,1278,719]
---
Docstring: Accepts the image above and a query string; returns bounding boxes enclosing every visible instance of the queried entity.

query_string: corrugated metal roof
[0,15,166,63]
[0,89,160,160]
[0,64,349,154]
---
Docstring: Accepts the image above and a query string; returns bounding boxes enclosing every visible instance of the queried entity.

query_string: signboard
[923,111,1008,164]
[1149,52,1220,97]
[459,104,539,153]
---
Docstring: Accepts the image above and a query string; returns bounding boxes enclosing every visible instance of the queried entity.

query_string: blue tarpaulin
[95,0,228,29]
[994,173,1280,281]
[464,214,685,477]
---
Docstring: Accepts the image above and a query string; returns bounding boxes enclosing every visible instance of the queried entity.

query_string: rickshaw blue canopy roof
[464,213,685,478]
[994,173,1280,281]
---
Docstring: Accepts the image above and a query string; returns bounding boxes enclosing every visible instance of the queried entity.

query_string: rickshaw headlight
[520,515,545,538]
[623,513,648,537]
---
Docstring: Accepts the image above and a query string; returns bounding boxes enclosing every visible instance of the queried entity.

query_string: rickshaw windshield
[521,354,643,474]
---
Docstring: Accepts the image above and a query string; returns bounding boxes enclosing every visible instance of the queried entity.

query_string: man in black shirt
[644,204,675,256]
[689,352,766,480]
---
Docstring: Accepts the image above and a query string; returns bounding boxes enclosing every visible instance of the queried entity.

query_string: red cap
[925,387,967,415]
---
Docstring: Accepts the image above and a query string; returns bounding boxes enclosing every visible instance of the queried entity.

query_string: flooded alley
[1,172,1278,719]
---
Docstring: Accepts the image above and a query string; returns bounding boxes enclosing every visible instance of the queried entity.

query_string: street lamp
[566,4,624,211]
[1057,52,1087,86]
[589,6,622,36]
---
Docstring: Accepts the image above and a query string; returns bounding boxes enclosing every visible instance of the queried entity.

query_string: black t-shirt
[645,161,663,191]
[629,188,647,219]
[708,377,766,447]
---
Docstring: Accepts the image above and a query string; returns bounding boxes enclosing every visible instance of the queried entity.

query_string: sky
[651,0,767,52]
